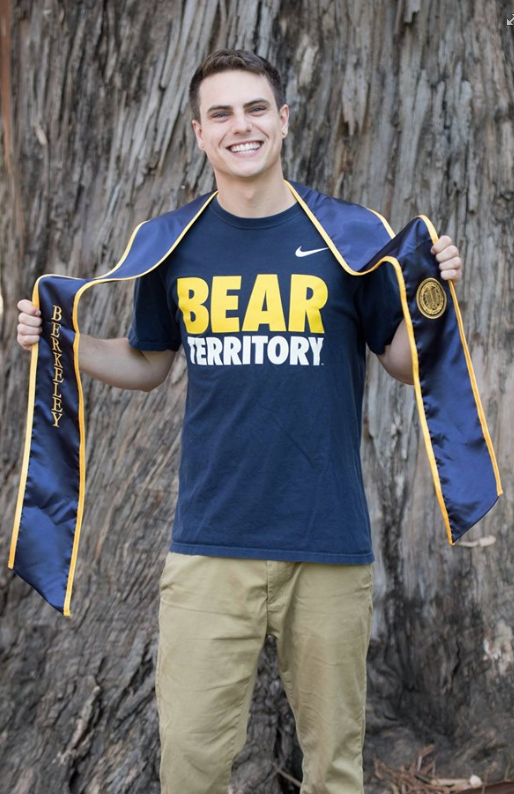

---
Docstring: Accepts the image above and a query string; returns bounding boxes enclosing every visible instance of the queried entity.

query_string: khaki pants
[156,553,373,794]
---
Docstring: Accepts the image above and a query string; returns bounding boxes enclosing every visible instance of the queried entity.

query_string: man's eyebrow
[244,98,271,107]
[206,98,272,115]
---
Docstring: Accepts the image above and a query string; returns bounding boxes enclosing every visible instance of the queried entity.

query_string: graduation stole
[9,181,502,615]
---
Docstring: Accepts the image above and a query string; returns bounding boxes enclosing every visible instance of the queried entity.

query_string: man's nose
[231,111,252,133]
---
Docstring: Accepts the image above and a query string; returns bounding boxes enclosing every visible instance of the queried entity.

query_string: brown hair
[189,49,285,120]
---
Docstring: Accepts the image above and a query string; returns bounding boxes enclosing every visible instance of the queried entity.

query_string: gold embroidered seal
[416,278,447,319]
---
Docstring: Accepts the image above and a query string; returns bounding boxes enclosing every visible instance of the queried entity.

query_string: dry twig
[372,748,514,794]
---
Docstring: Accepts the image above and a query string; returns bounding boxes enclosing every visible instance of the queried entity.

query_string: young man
[17,50,462,794]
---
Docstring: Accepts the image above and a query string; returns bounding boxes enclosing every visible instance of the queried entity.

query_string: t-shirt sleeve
[127,268,182,351]
[355,261,404,355]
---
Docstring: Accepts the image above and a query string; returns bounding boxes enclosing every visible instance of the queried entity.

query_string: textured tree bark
[0,1,512,792]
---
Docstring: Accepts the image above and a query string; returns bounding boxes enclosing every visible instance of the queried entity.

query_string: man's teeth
[230,142,261,152]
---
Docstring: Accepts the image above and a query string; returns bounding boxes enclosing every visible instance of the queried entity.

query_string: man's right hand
[16,298,175,391]
[17,299,42,350]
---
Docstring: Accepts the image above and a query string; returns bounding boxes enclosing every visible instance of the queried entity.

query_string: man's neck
[215,174,296,218]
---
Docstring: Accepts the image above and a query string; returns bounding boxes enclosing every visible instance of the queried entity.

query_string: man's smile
[228,141,263,154]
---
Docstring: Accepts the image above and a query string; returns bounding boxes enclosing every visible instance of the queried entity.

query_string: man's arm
[17,299,175,392]
[378,319,414,384]
[378,235,463,384]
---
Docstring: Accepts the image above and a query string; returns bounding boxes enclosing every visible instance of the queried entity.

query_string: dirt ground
[363,727,514,794]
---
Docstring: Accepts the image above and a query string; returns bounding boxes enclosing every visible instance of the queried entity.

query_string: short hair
[189,49,285,120]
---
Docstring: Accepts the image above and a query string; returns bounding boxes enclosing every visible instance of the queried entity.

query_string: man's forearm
[378,320,414,385]
[79,335,175,391]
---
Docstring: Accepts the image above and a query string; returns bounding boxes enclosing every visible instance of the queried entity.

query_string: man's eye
[250,106,266,113]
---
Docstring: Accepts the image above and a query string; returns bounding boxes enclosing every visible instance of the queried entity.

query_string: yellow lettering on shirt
[242,274,286,332]
[178,274,328,334]
[211,276,242,333]
[288,274,328,333]
[177,277,209,334]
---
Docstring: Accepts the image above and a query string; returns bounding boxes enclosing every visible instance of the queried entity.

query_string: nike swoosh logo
[295,246,329,257]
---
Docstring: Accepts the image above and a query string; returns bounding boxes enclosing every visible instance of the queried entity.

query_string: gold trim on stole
[10,193,217,616]
[285,181,502,545]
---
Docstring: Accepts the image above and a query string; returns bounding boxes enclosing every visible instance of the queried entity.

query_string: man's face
[192,70,289,187]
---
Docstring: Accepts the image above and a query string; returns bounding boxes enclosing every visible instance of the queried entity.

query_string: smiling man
[190,67,294,214]
[17,50,463,794]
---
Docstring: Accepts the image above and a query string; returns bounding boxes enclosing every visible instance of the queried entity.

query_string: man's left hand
[431,236,463,283]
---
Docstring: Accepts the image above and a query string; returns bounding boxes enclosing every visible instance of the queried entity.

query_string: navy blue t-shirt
[128,199,403,564]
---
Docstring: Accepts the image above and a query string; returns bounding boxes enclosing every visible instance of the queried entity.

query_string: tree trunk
[0,1,512,791]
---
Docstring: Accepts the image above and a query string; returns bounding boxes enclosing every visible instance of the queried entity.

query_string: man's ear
[279,104,290,138]
[192,119,205,150]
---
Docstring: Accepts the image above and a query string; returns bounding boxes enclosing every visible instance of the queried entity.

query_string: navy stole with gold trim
[9,182,502,615]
